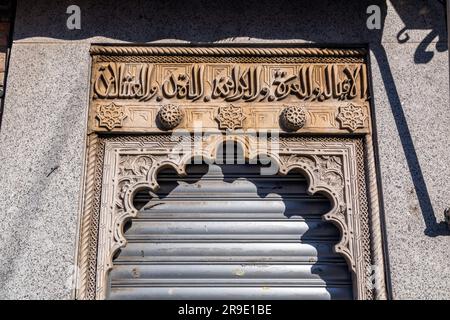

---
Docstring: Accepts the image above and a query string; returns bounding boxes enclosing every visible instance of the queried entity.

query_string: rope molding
[90,46,367,57]
[365,134,387,300]
[75,133,99,300]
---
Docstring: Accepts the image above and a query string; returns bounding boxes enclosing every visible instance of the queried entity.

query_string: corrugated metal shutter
[108,163,353,299]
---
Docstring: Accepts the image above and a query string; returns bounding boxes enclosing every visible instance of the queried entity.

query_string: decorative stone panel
[88,46,371,134]
[76,46,387,301]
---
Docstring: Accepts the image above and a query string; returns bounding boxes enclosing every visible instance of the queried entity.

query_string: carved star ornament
[215,104,246,130]
[336,103,367,132]
[96,102,127,130]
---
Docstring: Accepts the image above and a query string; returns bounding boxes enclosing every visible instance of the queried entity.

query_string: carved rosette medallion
[280,105,307,131]
[337,103,367,132]
[215,105,246,130]
[96,102,127,130]
[157,104,184,130]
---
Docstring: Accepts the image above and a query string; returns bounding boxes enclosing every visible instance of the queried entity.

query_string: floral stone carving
[157,104,184,130]
[215,105,246,130]
[96,102,127,130]
[280,105,307,131]
[337,103,367,132]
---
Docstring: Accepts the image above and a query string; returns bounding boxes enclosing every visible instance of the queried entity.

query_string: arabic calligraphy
[93,63,368,102]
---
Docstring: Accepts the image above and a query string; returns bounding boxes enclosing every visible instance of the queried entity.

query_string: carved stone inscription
[89,47,371,134]
[93,63,367,103]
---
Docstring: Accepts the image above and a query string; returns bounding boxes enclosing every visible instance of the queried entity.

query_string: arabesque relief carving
[96,102,127,130]
[215,104,246,130]
[77,46,387,301]
[337,103,368,132]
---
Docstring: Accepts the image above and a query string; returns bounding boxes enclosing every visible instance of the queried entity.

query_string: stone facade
[0,0,448,299]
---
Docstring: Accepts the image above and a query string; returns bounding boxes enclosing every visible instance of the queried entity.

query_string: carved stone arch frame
[76,133,383,300]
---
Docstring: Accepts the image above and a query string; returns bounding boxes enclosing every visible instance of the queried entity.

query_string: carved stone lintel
[280,105,307,131]
[89,46,370,134]
[157,104,184,130]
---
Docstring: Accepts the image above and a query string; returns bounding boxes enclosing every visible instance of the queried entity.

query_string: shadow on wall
[372,0,450,238]
[14,0,389,42]
[12,1,450,230]
[391,0,448,64]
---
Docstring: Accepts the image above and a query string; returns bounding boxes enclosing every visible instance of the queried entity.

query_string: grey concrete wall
[0,0,448,299]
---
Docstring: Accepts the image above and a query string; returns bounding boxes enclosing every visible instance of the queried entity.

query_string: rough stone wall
[0,0,448,299]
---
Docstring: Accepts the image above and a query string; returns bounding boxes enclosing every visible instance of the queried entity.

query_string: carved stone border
[90,46,367,57]
[75,134,386,300]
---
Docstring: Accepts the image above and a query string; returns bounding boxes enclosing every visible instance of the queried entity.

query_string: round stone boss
[157,104,184,130]
[280,105,307,131]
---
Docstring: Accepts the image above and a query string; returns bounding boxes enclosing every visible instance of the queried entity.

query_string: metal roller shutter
[108,163,353,299]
